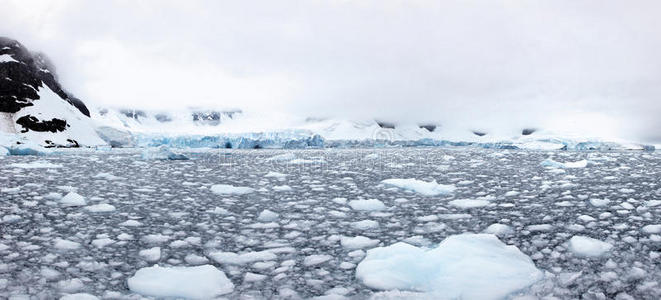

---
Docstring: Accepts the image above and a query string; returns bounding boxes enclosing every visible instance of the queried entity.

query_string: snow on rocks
[355,234,543,299]
[127,265,234,299]
[348,199,386,211]
[381,178,455,196]
[340,236,380,250]
[568,236,613,257]
[210,184,254,195]
[60,192,86,207]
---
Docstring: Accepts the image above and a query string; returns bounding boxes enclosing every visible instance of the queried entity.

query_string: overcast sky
[2,0,660,141]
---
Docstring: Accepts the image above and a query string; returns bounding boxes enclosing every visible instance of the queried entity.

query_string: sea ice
[340,236,380,250]
[381,178,456,196]
[355,234,543,299]
[449,199,490,209]
[348,199,386,211]
[128,265,234,298]
[60,192,86,207]
[210,184,254,195]
[568,236,613,257]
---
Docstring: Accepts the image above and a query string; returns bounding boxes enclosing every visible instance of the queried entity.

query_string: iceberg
[355,233,543,300]
[141,146,189,160]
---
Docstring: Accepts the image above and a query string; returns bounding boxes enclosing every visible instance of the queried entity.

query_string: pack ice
[355,233,543,299]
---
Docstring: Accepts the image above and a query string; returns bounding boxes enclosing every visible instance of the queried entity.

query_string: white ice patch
[303,254,332,266]
[448,199,490,209]
[208,250,277,265]
[264,171,287,178]
[381,178,456,196]
[540,158,589,169]
[483,223,513,237]
[568,236,613,257]
[348,199,386,211]
[60,192,86,207]
[273,185,293,192]
[128,265,234,299]
[340,236,380,250]
[355,234,543,299]
[642,224,661,234]
[53,238,81,250]
[210,184,254,195]
[9,161,62,169]
[139,247,161,262]
[84,203,116,212]
[257,209,279,222]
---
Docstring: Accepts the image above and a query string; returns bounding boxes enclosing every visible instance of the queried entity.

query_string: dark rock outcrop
[0,37,91,117]
[16,115,68,133]
[522,128,536,136]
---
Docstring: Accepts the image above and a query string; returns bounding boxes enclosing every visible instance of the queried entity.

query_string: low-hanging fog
[2,0,660,142]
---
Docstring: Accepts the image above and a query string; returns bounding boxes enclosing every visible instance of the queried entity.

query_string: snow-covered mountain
[92,107,656,151]
[0,37,104,148]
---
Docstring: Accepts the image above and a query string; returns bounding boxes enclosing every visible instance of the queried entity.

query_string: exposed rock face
[0,37,90,117]
[0,37,104,147]
[522,128,536,135]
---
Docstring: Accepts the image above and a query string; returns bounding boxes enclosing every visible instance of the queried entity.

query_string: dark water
[1,148,660,299]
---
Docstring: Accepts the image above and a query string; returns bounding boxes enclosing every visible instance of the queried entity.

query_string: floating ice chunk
[60,293,99,300]
[142,234,171,244]
[9,160,62,169]
[449,199,490,209]
[84,203,116,212]
[483,224,513,236]
[273,185,293,192]
[1,187,20,193]
[332,197,348,205]
[2,215,21,223]
[60,192,86,207]
[527,224,553,232]
[642,224,661,234]
[91,238,115,248]
[540,158,589,169]
[264,171,287,178]
[0,146,8,156]
[568,236,613,257]
[244,272,267,282]
[54,238,81,250]
[352,220,379,230]
[267,153,296,161]
[119,220,142,226]
[44,192,63,200]
[185,254,209,265]
[304,254,332,266]
[139,247,161,262]
[257,209,279,222]
[208,250,277,265]
[355,234,543,299]
[341,236,380,250]
[645,200,661,207]
[93,173,122,180]
[348,199,386,211]
[589,198,610,207]
[381,178,455,196]
[210,184,254,195]
[141,146,189,160]
[128,265,234,299]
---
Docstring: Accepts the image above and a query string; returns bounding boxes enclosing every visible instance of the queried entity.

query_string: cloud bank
[2,0,660,142]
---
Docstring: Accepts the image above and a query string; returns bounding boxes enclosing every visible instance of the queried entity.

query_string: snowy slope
[0,37,104,148]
